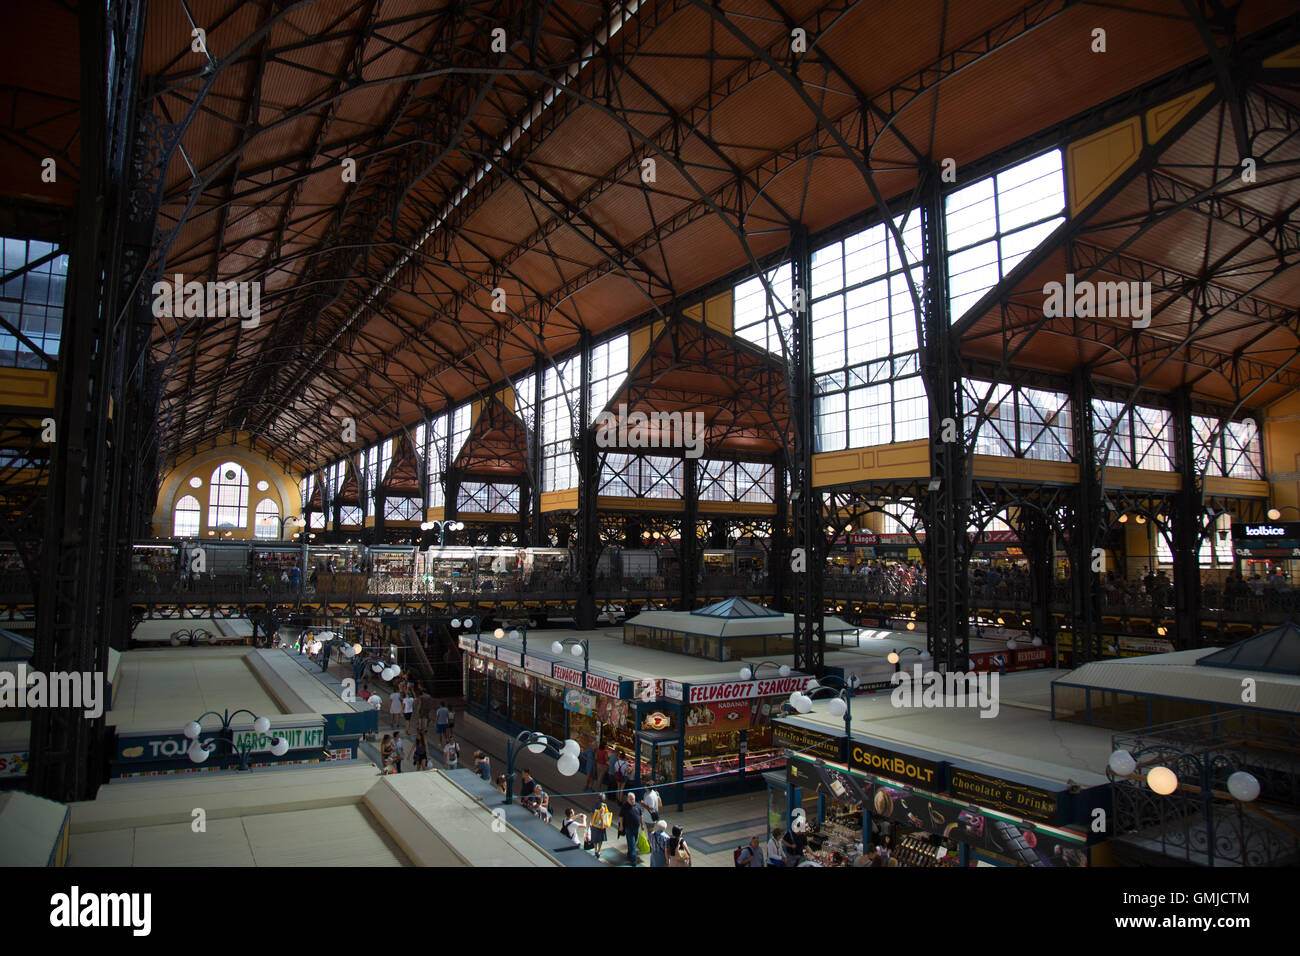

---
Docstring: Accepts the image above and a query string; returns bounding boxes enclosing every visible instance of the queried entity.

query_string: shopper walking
[442,735,460,770]
[391,730,404,772]
[434,700,450,742]
[737,835,765,867]
[618,793,643,866]
[402,690,415,733]
[649,820,670,867]
[595,744,610,792]
[642,787,662,823]
[666,825,691,867]
[413,733,428,771]
[589,796,612,858]
[766,828,786,867]
[388,687,402,728]
[417,688,435,734]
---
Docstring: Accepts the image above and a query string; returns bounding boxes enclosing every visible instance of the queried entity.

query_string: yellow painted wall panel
[1066,117,1140,216]
[704,290,733,334]
[540,489,579,512]
[971,456,1079,483]
[1144,86,1211,143]
[1102,467,1180,492]
[1203,476,1269,499]
[0,368,56,409]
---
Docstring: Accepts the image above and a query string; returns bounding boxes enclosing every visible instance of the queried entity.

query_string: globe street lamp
[421,519,465,546]
[503,730,581,805]
[495,622,528,656]
[787,674,858,737]
[551,637,589,670]
[182,710,289,771]
[738,660,790,681]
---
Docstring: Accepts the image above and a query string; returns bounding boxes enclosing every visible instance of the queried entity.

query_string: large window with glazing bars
[1091,400,1174,470]
[945,149,1066,322]
[698,460,775,504]
[458,482,519,514]
[964,380,1073,462]
[599,453,682,499]
[810,214,928,452]
[1192,415,1264,480]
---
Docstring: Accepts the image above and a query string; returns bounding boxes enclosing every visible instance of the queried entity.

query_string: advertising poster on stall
[684,700,753,732]
[563,688,597,716]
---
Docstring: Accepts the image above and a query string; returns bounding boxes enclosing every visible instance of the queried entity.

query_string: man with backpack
[736,835,765,867]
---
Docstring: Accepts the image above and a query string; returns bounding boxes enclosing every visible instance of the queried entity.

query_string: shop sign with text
[687,675,812,703]
[947,768,1061,825]
[584,673,622,698]
[663,680,684,701]
[773,722,845,761]
[848,741,942,789]
[496,647,522,667]
[524,655,551,677]
[551,664,585,689]
[457,635,476,654]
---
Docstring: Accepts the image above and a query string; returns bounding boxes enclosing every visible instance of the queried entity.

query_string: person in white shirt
[767,827,787,867]
[402,692,415,732]
[642,788,662,822]
[388,689,402,728]
[442,736,460,770]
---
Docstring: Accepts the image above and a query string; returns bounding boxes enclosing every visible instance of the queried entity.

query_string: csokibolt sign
[687,676,812,703]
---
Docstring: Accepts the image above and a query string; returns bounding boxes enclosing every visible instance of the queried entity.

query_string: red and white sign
[1013,647,1051,667]
[848,532,880,545]
[552,664,586,689]
[687,675,812,703]
[584,673,622,698]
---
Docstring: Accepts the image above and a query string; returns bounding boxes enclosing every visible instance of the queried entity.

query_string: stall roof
[1196,622,1300,676]
[784,670,1112,788]
[624,607,857,639]
[1053,648,1300,714]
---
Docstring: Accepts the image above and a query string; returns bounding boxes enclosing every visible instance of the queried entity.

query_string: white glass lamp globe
[526,735,547,755]
[739,666,753,680]
[1226,771,1260,803]
[1147,766,1178,795]
[184,721,202,740]
[778,665,790,677]
[371,663,383,674]
[827,697,847,719]
[557,753,580,776]
[508,629,521,641]
[494,628,505,640]
[571,644,584,658]
[269,737,289,757]
[1108,750,1137,777]
[562,739,580,757]
[253,716,271,734]
[188,741,209,763]
[1006,638,1017,650]
[887,651,900,665]
[552,641,564,654]
[1032,636,1043,647]
[451,618,461,628]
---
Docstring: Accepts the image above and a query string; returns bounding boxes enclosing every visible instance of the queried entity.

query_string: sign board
[1232,522,1300,558]
[584,672,622,698]
[847,740,942,789]
[457,635,476,653]
[686,675,812,703]
[233,724,325,753]
[496,647,522,667]
[0,750,28,777]
[663,680,684,701]
[551,664,585,689]
[524,654,552,677]
[947,768,1062,825]
[772,722,846,761]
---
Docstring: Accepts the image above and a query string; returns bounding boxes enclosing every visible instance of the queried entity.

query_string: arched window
[174,495,202,537]
[208,461,250,529]
[254,498,280,539]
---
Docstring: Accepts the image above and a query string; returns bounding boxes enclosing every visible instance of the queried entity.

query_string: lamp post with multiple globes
[182,710,289,771]
[502,730,582,805]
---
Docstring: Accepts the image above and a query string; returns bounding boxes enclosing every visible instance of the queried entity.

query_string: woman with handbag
[666,825,692,867]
